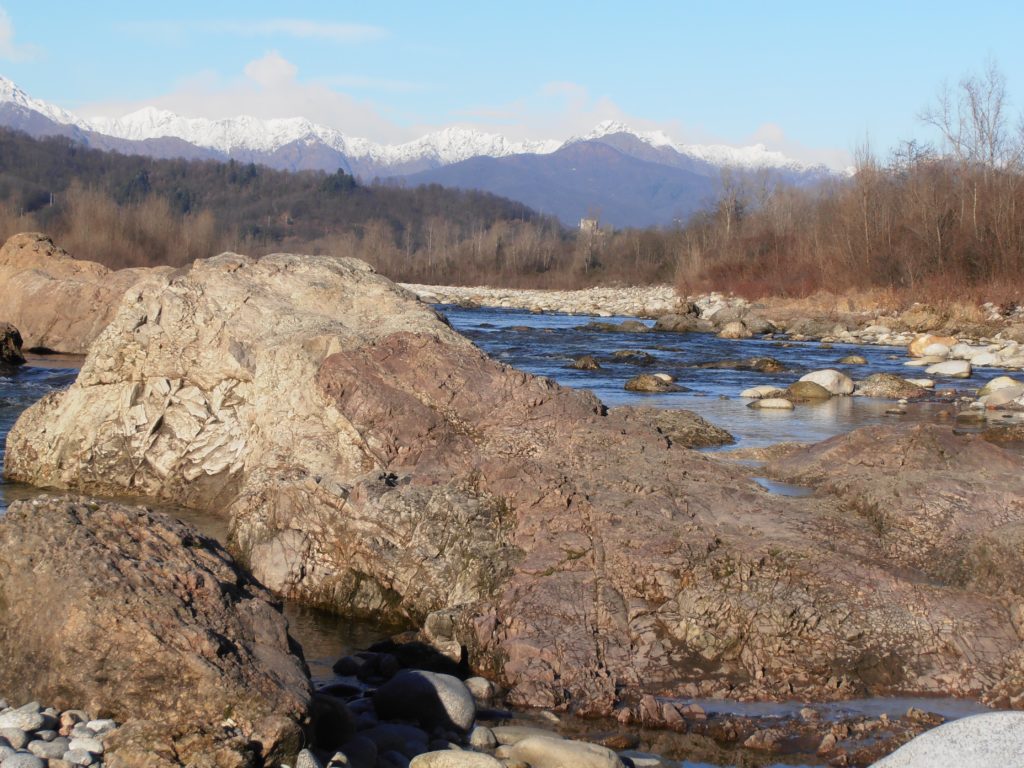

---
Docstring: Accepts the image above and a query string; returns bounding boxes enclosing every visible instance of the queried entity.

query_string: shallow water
[441,305,992,449]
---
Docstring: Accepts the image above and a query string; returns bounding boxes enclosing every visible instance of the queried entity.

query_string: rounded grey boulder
[373,670,476,732]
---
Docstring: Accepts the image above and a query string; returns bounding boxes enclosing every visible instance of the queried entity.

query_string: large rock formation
[7,252,1024,715]
[0,232,160,354]
[0,496,312,767]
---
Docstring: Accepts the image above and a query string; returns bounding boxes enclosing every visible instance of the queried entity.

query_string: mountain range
[0,75,836,228]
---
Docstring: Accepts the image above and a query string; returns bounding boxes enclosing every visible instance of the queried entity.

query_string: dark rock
[855,373,928,399]
[0,497,311,767]
[581,320,651,334]
[624,374,686,393]
[652,314,712,333]
[0,322,25,366]
[786,381,833,401]
[570,355,601,370]
[694,356,787,373]
[610,350,655,366]
[372,670,475,733]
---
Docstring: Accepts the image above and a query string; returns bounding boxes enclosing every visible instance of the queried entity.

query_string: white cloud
[219,18,386,43]
[78,53,412,142]
[0,6,39,62]
[242,51,297,88]
[117,18,386,45]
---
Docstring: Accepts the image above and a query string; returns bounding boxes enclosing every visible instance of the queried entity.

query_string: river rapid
[0,310,1006,768]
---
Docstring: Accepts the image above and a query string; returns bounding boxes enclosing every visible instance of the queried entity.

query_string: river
[0,310,1006,767]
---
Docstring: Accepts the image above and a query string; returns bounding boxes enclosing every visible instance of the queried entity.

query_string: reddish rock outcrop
[0,496,312,767]
[0,232,162,353]
[6,252,1024,715]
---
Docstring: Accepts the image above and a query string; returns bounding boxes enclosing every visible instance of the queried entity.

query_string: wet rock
[743,728,784,751]
[0,497,311,766]
[783,317,835,338]
[582,320,651,334]
[799,369,854,395]
[854,374,928,399]
[570,355,601,370]
[717,321,751,339]
[652,314,712,333]
[373,670,476,732]
[872,711,1024,767]
[0,233,163,354]
[839,354,867,365]
[611,350,656,366]
[786,381,833,401]
[624,374,685,393]
[612,406,734,448]
[695,356,786,373]
[0,322,25,366]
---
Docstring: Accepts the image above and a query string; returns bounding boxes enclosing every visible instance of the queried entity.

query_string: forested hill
[0,127,560,272]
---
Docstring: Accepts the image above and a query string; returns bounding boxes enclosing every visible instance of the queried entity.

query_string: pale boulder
[909,334,958,358]
[740,385,786,399]
[799,369,854,395]
[921,343,951,358]
[978,376,1022,396]
[506,735,625,768]
[749,398,794,410]
[925,360,972,378]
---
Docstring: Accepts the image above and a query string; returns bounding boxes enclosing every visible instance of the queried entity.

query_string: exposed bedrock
[6,251,1024,714]
[0,232,163,354]
[0,496,312,767]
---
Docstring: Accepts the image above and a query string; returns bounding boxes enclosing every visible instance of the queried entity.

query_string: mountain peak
[0,75,87,129]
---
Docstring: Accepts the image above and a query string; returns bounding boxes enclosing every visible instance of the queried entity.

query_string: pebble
[62,750,96,766]
[28,736,70,759]
[68,736,104,754]
[1,754,46,768]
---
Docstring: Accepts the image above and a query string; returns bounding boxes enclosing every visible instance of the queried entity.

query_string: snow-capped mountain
[0,76,88,129]
[0,75,837,226]
[0,76,821,174]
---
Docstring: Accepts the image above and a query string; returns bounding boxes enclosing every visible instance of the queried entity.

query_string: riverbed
[0,315,1011,767]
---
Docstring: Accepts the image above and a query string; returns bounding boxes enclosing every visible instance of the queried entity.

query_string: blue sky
[1,1,1023,167]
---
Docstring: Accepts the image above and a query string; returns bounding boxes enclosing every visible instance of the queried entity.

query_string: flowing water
[0,313,1009,767]
[439,305,994,449]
